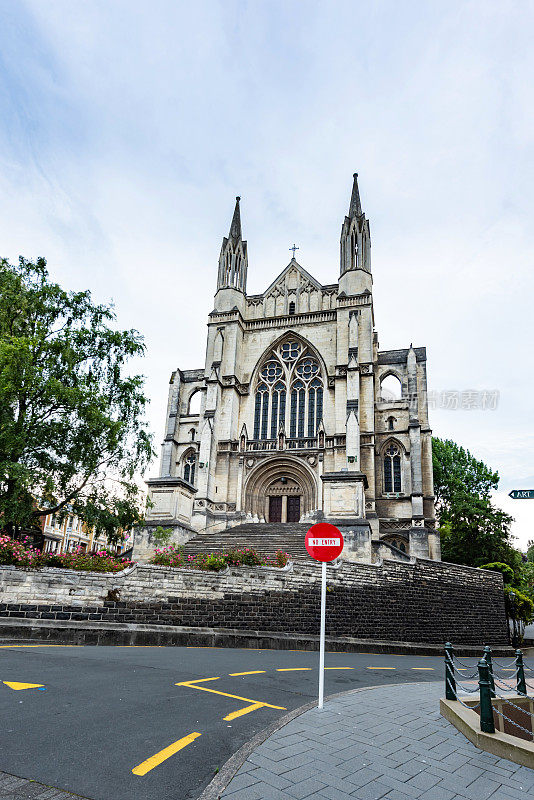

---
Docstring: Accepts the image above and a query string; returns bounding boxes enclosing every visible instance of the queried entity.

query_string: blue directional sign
[509,490,534,500]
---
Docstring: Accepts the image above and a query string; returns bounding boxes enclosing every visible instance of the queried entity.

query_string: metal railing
[444,642,534,738]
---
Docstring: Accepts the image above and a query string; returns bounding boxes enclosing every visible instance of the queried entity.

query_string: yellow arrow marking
[3,681,45,691]
[229,671,266,676]
[175,678,286,710]
[132,732,201,775]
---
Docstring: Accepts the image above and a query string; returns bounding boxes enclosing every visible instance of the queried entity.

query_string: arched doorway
[243,457,318,522]
[266,477,302,522]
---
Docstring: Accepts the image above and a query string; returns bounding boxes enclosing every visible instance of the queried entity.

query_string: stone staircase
[181,523,312,561]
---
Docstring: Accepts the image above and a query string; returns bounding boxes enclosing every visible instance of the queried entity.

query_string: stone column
[236,456,244,512]
[160,370,181,477]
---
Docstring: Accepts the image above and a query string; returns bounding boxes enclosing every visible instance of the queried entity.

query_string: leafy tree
[151,526,173,547]
[433,437,500,507]
[519,562,534,602]
[504,586,533,626]
[433,438,515,568]
[0,256,153,543]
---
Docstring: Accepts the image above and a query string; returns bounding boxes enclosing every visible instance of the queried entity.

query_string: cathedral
[140,175,440,564]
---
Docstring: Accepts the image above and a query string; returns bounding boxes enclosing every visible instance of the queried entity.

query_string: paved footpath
[0,773,87,800]
[219,682,534,800]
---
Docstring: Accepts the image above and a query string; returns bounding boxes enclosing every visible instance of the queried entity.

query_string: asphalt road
[0,643,455,800]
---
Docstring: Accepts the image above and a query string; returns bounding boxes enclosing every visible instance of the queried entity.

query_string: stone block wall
[0,558,508,646]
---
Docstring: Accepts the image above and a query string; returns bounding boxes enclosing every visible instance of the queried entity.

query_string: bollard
[483,645,496,698]
[516,649,527,696]
[478,658,496,733]
[445,642,456,701]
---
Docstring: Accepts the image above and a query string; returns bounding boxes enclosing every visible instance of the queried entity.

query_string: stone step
[181,523,312,559]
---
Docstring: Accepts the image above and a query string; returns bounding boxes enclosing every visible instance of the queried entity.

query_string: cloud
[0,0,532,544]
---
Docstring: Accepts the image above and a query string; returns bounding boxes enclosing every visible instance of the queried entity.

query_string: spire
[216,196,248,296]
[339,172,372,285]
[348,173,362,218]
[229,196,242,241]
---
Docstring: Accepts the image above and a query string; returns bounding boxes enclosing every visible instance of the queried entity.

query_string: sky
[1,0,533,546]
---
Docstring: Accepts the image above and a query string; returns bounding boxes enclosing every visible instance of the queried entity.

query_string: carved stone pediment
[263,262,323,299]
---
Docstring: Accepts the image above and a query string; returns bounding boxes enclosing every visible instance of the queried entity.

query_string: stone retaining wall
[0,558,508,646]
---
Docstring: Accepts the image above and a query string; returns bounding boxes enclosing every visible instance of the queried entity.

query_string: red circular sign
[305,523,344,562]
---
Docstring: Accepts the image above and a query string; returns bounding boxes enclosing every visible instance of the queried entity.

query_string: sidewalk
[0,772,86,800]
[219,682,534,800]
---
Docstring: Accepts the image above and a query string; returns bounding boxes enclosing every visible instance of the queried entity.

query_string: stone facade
[140,175,438,563]
[0,560,507,647]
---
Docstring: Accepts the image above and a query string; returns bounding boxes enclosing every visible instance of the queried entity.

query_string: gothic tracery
[253,340,324,441]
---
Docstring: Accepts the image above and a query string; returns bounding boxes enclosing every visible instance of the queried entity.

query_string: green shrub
[0,535,132,572]
[151,544,184,567]
[479,562,515,585]
[504,586,534,624]
[150,546,290,571]
[272,549,290,568]
[48,550,133,573]
[0,534,43,568]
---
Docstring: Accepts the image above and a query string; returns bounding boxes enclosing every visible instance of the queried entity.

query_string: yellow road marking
[0,645,78,649]
[501,668,515,672]
[132,732,201,775]
[367,667,396,670]
[3,681,45,690]
[276,668,311,672]
[229,671,266,676]
[175,678,286,710]
[224,702,265,720]
[324,667,354,670]
[411,668,435,671]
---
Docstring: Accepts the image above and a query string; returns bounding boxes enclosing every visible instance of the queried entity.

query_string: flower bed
[150,546,289,571]
[0,535,133,572]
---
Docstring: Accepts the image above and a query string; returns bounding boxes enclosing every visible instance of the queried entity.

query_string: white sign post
[305,523,344,710]
[318,560,327,709]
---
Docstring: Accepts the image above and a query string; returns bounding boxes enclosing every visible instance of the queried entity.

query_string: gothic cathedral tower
[137,175,439,564]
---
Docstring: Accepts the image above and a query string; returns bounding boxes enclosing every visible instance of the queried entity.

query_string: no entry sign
[305,523,344,562]
[305,522,344,711]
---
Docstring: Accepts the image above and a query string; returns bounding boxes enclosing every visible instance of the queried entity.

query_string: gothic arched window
[307,378,323,437]
[270,381,286,439]
[253,340,324,441]
[183,451,197,486]
[253,383,269,440]
[290,379,306,437]
[384,444,402,493]
[288,301,296,315]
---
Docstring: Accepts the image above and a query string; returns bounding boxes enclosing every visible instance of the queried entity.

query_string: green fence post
[483,645,496,698]
[445,642,456,700]
[478,658,496,733]
[516,649,527,696]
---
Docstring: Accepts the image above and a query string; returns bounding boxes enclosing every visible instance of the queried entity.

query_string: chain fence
[444,642,534,739]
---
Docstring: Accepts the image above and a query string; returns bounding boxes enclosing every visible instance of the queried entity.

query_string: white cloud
[0,0,532,543]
